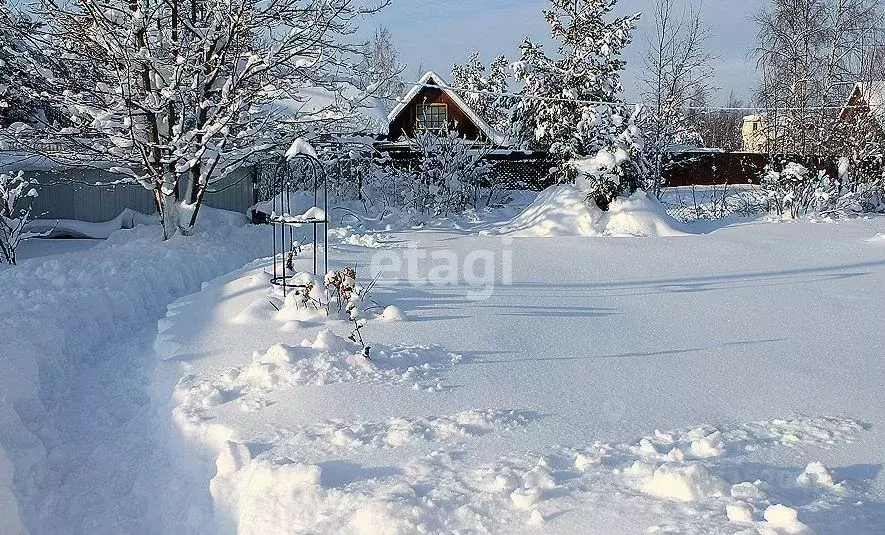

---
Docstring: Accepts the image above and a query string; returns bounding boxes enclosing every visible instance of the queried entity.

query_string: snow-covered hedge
[0,170,41,264]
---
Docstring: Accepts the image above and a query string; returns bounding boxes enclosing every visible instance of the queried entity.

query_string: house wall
[839,90,885,139]
[388,86,484,142]
[741,116,767,153]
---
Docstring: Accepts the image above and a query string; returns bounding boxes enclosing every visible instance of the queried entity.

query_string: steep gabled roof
[387,71,508,146]
[842,81,885,130]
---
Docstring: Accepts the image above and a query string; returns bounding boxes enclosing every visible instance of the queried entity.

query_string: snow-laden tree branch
[0,171,42,265]
[451,52,514,133]
[0,0,56,129]
[31,0,388,238]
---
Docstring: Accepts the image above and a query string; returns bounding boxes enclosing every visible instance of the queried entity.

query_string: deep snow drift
[0,208,269,534]
[494,185,688,237]
[154,213,885,534]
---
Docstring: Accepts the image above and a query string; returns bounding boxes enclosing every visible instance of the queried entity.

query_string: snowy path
[19,326,209,534]
[157,217,885,533]
[0,214,268,534]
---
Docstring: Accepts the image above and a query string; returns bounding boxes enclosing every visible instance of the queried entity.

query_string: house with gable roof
[839,81,885,138]
[380,71,508,149]
[375,71,551,189]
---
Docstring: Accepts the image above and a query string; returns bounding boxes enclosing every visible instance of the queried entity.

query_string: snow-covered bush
[511,0,645,207]
[832,115,885,214]
[387,129,496,216]
[762,158,885,219]
[761,162,837,218]
[0,170,41,265]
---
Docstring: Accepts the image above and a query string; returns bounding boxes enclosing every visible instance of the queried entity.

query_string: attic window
[417,104,448,131]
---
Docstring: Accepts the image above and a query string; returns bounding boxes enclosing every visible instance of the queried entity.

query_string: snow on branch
[0,171,44,265]
[26,0,389,237]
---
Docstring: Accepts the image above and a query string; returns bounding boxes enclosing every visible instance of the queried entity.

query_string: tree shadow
[475,338,787,365]
[474,304,620,319]
[500,259,885,298]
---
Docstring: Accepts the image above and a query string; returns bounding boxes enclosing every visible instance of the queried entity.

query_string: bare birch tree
[640,0,714,194]
[754,0,884,155]
[358,26,405,108]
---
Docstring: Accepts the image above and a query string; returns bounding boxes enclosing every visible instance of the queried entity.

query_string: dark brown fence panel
[487,157,555,191]
[662,152,840,187]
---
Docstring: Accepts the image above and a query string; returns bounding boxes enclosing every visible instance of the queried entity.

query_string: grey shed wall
[21,165,257,223]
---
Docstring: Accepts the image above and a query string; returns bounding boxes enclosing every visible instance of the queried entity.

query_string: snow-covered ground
[0,209,269,534]
[152,194,885,534]
[3,191,885,534]
[11,238,100,262]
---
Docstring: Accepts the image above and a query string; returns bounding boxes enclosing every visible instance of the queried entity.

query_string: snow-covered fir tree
[451,52,514,132]
[33,0,385,238]
[511,0,645,208]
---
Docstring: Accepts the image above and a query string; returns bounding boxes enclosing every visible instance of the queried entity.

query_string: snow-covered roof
[853,81,885,129]
[387,71,508,147]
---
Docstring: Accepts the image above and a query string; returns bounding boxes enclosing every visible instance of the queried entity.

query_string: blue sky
[370,0,765,104]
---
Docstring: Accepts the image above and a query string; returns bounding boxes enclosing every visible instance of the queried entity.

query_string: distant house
[376,72,551,189]
[378,71,509,150]
[839,81,885,137]
[741,115,768,153]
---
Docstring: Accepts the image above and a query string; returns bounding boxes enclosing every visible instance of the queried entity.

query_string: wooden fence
[662,152,840,187]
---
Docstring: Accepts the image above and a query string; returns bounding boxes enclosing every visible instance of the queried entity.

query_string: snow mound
[761,504,815,534]
[264,409,537,451]
[726,501,755,522]
[496,185,600,237]
[231,298,279,324]
[632,461,727,502]
[329,227,398,249]
[796,461,838,489]
[604,191,690,237]
[25,208,157,239]
[497,185,688,238]
[381,305,407,322]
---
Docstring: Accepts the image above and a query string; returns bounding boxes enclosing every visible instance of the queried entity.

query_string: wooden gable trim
[385,71,507,147]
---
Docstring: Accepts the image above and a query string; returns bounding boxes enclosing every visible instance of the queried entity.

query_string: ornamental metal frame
[270,153,329,297]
